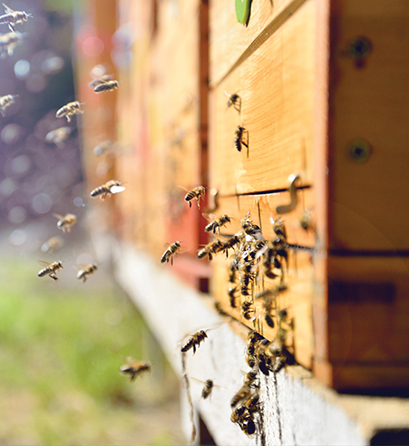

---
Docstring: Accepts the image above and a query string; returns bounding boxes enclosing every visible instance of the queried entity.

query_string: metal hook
[276,174,300,214]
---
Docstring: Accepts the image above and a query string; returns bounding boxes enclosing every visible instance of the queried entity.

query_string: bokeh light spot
[25,74,47,93]
[0,178,17,196]
[11,155,31,175]
[105,309,123,326]
[14,59,30,79]
[1,123,22,144]
[8,206,27,224]
[9,229,27,246]
[73,196,84,207]
[41,56,64,75]
[82,36,104,57]
[32,193,52,214]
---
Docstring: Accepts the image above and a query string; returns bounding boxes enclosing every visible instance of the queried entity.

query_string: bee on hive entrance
[184,186,206,209]
[0,3,32,32]
[90,180,125,200]
[56,101,84,122]
[120,358,151,381]
[93,80,119,93]
[75,264,97,283]
[37,260,63,281]
[181,330,208,355]
[234,125,248,152]
[224,91,241,112]
[53,213,77,233]
[197,239,224,261]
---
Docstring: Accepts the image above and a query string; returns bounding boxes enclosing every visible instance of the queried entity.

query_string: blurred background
[0,1,184,444]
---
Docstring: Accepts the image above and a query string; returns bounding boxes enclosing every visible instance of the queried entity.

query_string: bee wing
[53,213,64,220]
[2,3,14,13]
[73,264,86,271]
[37,260,51,267]
[202,212,218,222]
[110,185,125,194]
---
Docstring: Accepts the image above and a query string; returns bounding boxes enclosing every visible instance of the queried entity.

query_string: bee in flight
[89,64,114,87]
[93,140,114,156]
[0,31,23,58]
[93,80,119,93]
[224,91,241,112]
[75,264,97,283]
[161,241,182,266]
[0,94,17,116]
[90,180,125,200]
[184,186,206,209]
[45,127,71,148]
[181,330,208,354]
[41,236,63,253]
[234,125,248,152]
[37,260,63,281]
[197,239,224,262]
[204,214,232,234]
[0,3,32,32]
[120,357,151,381]
[53,213,77,233]
[56,101,84,122]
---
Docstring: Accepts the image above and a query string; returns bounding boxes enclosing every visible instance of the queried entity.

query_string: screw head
[348,139,372,163]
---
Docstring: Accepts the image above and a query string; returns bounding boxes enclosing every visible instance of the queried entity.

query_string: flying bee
[241,301,255,320]
[234,125,248,152]
[89,73,113,87]
[272,217,287,240]
[0,4,32,32]
[93,80,119,93]
[90,180,125,200]
[161,241,182,265]
[184,186,206,209]
[230,383,252,408]
[0,31,22,58]
[201,379,214,399]
[0,94,17,116]
[53,213,77,233]
[300,208,314,231]
[181,330,208,354]
[204,214,232,234]
[197,239,224,261]
[41,236,63,253]
[222,235,241,256]
[89,64,114,87]
[120,357,151,381]
[37,260,63,281]
[45,126,71,148]
[93,140,114,156]
[224,91,241,112]
[75,263,97,283]
[56,101,84,122]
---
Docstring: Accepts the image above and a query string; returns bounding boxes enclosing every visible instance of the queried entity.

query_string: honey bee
[184,186,206,209]
[56,101,84,122]
[90,180,125,200]
[53,213,77,233]
[37,260,63,281]
[204,214,232,234]
[201,379,214,399]
[197,239,224,261]
[161,241,182,265]
[181,330,208,354]
[0,4,32,32]
[244,370,259,388]
[119,357,151,381]
[0,31,23,58]
[93,140,114,156]
[241,212,263,239]
[300,208,314,232]
[76,263,97,283]
[224,91,241,112]
[241,418,256,436]
[0,94,17,116]
[272,217,287,240]
[230,383,252,408]
[45,126,72,148]
[234,125,248,152]
[41,236,63,253]
[93,80,119,93]
[228,286,239,308]
[241,301,255,320]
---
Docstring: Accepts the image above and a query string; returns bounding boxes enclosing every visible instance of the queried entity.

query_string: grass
[0,255,184,446]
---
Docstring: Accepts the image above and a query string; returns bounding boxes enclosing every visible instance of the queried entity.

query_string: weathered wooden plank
[209,0,316,196]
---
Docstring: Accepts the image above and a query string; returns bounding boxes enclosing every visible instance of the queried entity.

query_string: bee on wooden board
[41,236,63,253]
[161,241,182,266]
[0,3,32,32]
[241,301,255,321]
[37,260,63,281]
[45,126,71,148]
[197,239,224,261]
[204,214,232,234]
[120,357,151,381]
[228,286,239,308]
[181,329,208,355]
[184,186,206,209]
[53,213,77,233]
[224,91,241,112]
[93,80,119,93]
[234,125,248,152]
[75,263,97,283]
[0,31,23,58]
[0,94,17,116]
[90,180,125,200]
[56,101,84,122]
